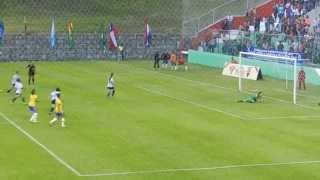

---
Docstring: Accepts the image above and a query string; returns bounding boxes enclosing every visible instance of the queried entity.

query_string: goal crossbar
[239,51,298,61]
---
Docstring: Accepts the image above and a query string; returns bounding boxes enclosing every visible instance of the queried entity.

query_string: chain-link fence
[4,0,318,62]
[0,0,190,60]
[0,0,274,38]
[0,0,182,33]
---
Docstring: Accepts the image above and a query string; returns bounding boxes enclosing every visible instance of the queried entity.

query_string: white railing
[182,0,269,37]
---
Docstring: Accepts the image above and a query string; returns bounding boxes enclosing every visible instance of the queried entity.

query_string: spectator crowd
[201,0,320,64]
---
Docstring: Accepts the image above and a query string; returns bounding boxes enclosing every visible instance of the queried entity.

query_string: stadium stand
[193,0,320,64]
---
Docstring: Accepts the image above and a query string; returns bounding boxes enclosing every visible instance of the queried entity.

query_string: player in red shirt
[298,68,306,90]
[170,52,177,70]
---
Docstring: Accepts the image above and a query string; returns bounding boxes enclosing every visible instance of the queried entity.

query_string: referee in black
[154,52,160,69]
[26,63,36,85]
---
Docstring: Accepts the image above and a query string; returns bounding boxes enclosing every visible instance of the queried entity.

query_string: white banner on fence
[222,63,261,80]
[315,69,320,77]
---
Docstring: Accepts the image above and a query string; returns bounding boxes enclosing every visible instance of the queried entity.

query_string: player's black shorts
[29,73,35,76]
[107,87,115,90]
[51,100,56,104]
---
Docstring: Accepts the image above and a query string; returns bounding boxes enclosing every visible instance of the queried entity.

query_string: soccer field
[1,60,320,180]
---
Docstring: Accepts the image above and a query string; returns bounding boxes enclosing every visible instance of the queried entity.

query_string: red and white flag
[108,23,118,50]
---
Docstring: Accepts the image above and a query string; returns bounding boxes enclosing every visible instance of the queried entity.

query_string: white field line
[255,115,320,120]
[274,89,320,100]
[137,86,247,120]
[138,85,317,121]
[76,62,316,111]
[0,112,81,176]
[261,95,318,110]
[80,160,320,177]
[129,66,318,111]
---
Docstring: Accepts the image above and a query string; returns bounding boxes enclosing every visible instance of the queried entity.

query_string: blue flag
[0,20,4,45]
[50,18,57,48]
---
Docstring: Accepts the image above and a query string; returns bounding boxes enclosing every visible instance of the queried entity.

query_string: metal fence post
[197,18,200,34]
[212,10,215,25]
[246,0,249,10]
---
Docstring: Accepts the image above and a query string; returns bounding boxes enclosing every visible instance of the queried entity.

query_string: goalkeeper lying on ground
[238,91,263,103]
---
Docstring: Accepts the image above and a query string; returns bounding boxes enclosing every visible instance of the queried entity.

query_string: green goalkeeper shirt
[249,96,257,102]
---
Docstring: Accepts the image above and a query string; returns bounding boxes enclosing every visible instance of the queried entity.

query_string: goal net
[238,51,301,105]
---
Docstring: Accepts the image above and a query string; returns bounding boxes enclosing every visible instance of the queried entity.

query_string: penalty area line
[136,86,247,120]
[255,115,320,120]
[0,112,81,176]
[129,66,318,111]
[80,160,320,177]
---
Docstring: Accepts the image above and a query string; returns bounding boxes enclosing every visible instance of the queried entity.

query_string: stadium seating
[195,0,320,64]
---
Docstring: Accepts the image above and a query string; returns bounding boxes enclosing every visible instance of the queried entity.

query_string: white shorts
[15,90,22,95]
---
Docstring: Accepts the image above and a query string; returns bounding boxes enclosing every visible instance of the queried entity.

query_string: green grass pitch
[1,60,320,180]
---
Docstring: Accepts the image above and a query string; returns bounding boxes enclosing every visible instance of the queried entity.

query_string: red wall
[192,0,284,48]
[256,0,284,18]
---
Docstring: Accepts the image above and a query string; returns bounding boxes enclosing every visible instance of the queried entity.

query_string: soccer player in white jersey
[12,79,25,103]
[107,73,115,97]
[7,71,21,93]
[49,88,61,114]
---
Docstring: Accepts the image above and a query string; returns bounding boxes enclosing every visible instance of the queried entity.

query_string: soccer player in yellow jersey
[28,89,38,122]
[49,93,65,127]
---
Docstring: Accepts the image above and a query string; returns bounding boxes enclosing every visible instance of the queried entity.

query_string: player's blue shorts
[55,112,64,117]
[28,106,37,113]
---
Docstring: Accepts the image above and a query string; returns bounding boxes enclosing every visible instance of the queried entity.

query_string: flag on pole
[0,20,4,46]
[24,16,28,34]
[179,33,185,63]
[50,17,57,49]
[108,23,118,50]
[98,19,106,50]
[67,19,75,48]
[144,18,152,48]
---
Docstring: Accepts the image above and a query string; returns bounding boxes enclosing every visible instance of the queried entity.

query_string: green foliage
[0,0,183,33]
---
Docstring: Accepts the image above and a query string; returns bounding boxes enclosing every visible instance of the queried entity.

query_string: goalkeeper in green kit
[238,91,263,103]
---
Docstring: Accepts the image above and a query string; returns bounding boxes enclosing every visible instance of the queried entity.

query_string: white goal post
[239,51,298,105]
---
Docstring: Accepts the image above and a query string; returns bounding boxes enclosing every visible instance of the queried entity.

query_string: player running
[28,89,38,123]
[7,71,21,93]
[49,88,61,114]
[26,63,36,85]
[11,79,26,103]
[49,93,65,128]
[107,73,115,97]
[238,91,263,103]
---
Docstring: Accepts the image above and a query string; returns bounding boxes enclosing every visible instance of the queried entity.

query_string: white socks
[50,117,65,127]
[30,113,38,122]
[61,118,65,127]
[50,118,57,125]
